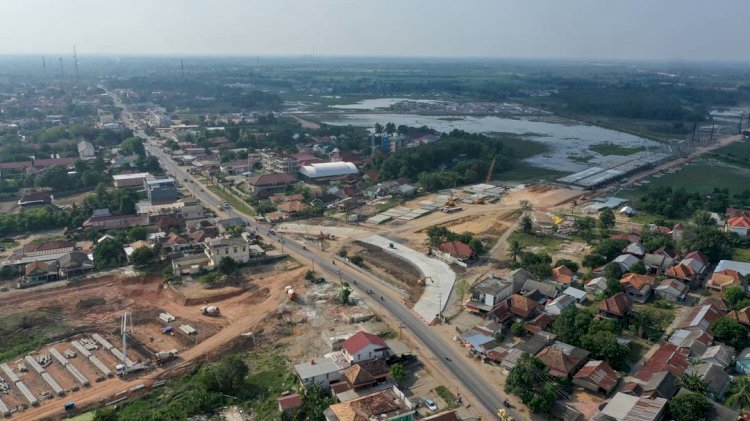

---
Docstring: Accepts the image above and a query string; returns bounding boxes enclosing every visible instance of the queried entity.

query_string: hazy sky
[0,0,747,60]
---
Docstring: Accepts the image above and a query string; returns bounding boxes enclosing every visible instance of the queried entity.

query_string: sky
[0,0,748,61]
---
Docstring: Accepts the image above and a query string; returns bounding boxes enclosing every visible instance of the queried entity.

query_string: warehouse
[299,162,358,181]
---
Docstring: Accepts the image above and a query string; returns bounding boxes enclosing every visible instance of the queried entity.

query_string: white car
[424,399,438,412]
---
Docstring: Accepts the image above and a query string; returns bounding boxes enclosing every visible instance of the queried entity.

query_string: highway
[117,100,518,419]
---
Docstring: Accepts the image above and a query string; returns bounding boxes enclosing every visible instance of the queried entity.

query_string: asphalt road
[118,103,518,419]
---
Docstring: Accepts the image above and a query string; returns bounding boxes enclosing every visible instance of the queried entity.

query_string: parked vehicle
[424,399,438,412]
[200,306,221,316]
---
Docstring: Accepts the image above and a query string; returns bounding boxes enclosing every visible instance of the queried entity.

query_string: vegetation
[668,392,711,421]
[710,317,749,350]
[426,225,485,255]
[434,385,460,409]
[589,143,646,156]
[218,256,238,275]
[726,376,750,414]
[551,307,629,369]
[505,354,566,414]
[724,286,750,311]
[390,363,406,385]
[93,237,125,269]
[130,246,154,267]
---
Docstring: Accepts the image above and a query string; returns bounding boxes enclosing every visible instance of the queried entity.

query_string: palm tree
[507,239,523,263]
[678,372,708,395]
[519,200,533,215]
[727,376,750,414]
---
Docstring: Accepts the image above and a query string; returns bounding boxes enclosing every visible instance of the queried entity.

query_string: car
[424,399,438,412]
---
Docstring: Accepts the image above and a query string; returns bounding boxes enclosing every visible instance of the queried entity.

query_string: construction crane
[485,157,496,183]
[117,312,132,376]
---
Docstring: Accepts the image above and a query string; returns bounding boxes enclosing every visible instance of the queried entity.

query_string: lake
[321,113,661,173]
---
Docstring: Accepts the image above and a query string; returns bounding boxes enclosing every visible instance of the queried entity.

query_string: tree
[582,253,607,269]
[710,317,748,349]
[605,277,622,296]
[598,208,616,229]
[288,384,335,421]
[118,195,136,215]
[678,372,709,395]
[93,238,124,269]
[385,122,396,134]
[390,363,406,384]
[130,247,154,266]
[350,255,364,267]
[681,224,735,262]
[128,226,148,242]
[455,279,471,305]
[551,306,593,346]
[218,256,237,275]
[198,354,248,397]
[337,248,348,259]
[374,122,383,134]
[554,259,579,273]
[93,407,118,421]
[511,322,527,337]
[629,261,647,275]
[726,376,750,414]
[519,200,533,215]
[580,331,628,369]
[339,282,352,305]
[508,239,523,263]
[724,286,750,311]
[520,215,533,234]
[668,391,711,421]
[603,262,622,281]
[121,137,146,157]
[505,354,556,414]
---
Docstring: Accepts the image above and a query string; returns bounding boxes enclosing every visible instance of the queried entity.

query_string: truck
[285,286,298,300]
[200,306,221,316]
[154,350,179,364]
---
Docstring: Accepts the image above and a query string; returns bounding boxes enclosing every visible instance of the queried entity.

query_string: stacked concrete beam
[0,397,9,416]
[88,356,112,377]
[0,364,19,383]
[25,355,65,395]
[71,340,92,358]
[15,381,38,406]
[49,347,89,386]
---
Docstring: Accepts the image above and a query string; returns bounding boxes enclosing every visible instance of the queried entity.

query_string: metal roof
[299,162,358,178]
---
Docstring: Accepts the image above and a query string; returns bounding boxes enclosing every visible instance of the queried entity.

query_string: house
[509,294,541,319]
[465,274,514,313]
[217,217,245,233]
[619,273,656,303]
[517,331,557,356]
[573,360,619,395]
[277,393,303,413]
[536,341,590,377]
[654,278,688,302]
[668,328,714,356]
[204,237,251,266]
[57,251,95,278]
[437,241,475,263]
[634,342,690,383]
[323,386,414,421]
[654,246,678,259]
[699,344,735,369]
[171,253,212,276]
[598,292,631,320]
[521,279,558,302]
[509,268,535,290]
[544,294,577,316]
[18,192,53,207]
[337,359,390,390]
[622,371,679,400]
[247,173,297,198]
[666,263,699,286]
[562,287,587,303]
[151,214,185,232]
[77,140,95,160]
[593,393,667,421]
[726,215,750,236]
[524,313,555,335]
[124,240,154,263]
[23,261,59,284]
[735,347,750,374]
[458,329,496,355]
[727,307,750,327]
[714,259,750,277]
[679,305,725,331]
[83,210,150,231]
[701,296,729,313]
[619,206,636,217]
[623,242,647,257]
[341,332,392,363]
[278,200,311,215]
[642,253,674,275]
[707,269,744,292]
[5,239,76,267]
[685,363,731,400]
[551,265,575,285]
[294,353,350,389]
[613,254,640,272]
[585,277,608,295]
[681,251,709,275]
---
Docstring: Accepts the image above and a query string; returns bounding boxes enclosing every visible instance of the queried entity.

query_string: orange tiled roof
[728,307,750,326]
[666,263,698,281]
[619,273,656,290]
[598,292,631,317]
[552,265,574,284]
[709,269,743,288]
[510,294,540,318]
[728,216,750,228]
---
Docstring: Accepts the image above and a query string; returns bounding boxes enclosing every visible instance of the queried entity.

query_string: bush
[350,255,365,267]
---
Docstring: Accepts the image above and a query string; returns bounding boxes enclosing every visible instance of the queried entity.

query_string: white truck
[200,306,221,316]
[154,350,179,364]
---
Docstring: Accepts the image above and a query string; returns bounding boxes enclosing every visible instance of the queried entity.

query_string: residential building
[465,274,514,313]
[259,151,299,174]
[699,344,735,369]
[551,265,575,285]
[682,251,709,274]
[613,254,640,272]
[294,353,350,389]
[299,162,359,181]
[714,259,750,277]
[544,294,577,316]
[726,215,750,236]
[668,328,714,357]
[83,210,149,231]
[171,253,212,276]
[517,331,557,356]
[23,261,59,284]
[679,305,725,331]
[57,251,95,278]
[623,242,647,257]
[336,360,390,391]
[340,332,392,364]
[324,386,414,421]
[277,394,303,413]
[619,273,656,303]
[573,360,619,395]
[562,287,587,303]
[536,341,590,377]
[23,240,74,257]
[598,292,631,320]
[217,217,245,233]
[247,173,297,197]
[727,307,750,327]
[634,342,690,383]
[204,237,251,266]
[437,241,475,264]
[278,200,311,215]
[666,263,699,287]
[685,362,731,400]
[520,279,558,302]
[707,269,744,291]
[18,192,53,207]
[112,172,150,189]
[421,411,460,421]
[585,277,607,295]
[77,140,95,160]
[162,233,191,252]
[642,253,674,275]
[593,393,667,421]
[735,347,750,374]
[654,278,688,302]
[621,371,679,400]
[509,294,541,319]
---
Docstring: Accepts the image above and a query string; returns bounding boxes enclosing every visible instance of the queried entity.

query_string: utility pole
[58,57,64,78]
[180,59,185,78]
[41,56,46,78]
[73,46,80,82]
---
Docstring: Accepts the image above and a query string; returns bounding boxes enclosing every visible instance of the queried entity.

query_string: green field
[617,158,750,201]
[589,143,646,156]
[207,185,256,216]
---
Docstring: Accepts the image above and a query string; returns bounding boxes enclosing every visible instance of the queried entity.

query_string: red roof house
[438,241,475,262]
[551,265,575,285]
[340,332,392,363]
[573,360,620,395]
[634,342,690,382]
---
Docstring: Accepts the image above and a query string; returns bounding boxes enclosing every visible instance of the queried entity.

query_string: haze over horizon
[1,0,749,62]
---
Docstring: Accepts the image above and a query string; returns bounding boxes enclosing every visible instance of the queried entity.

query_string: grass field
[589,143,646,156]
[207,185,256,216]
[734,248,750,261]
[616,158,750,201]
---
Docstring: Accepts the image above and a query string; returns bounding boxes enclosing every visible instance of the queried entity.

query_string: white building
[77,141,96,160]
[299,162,358,181]
[204,237,251,266]
[340,331,392,364]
